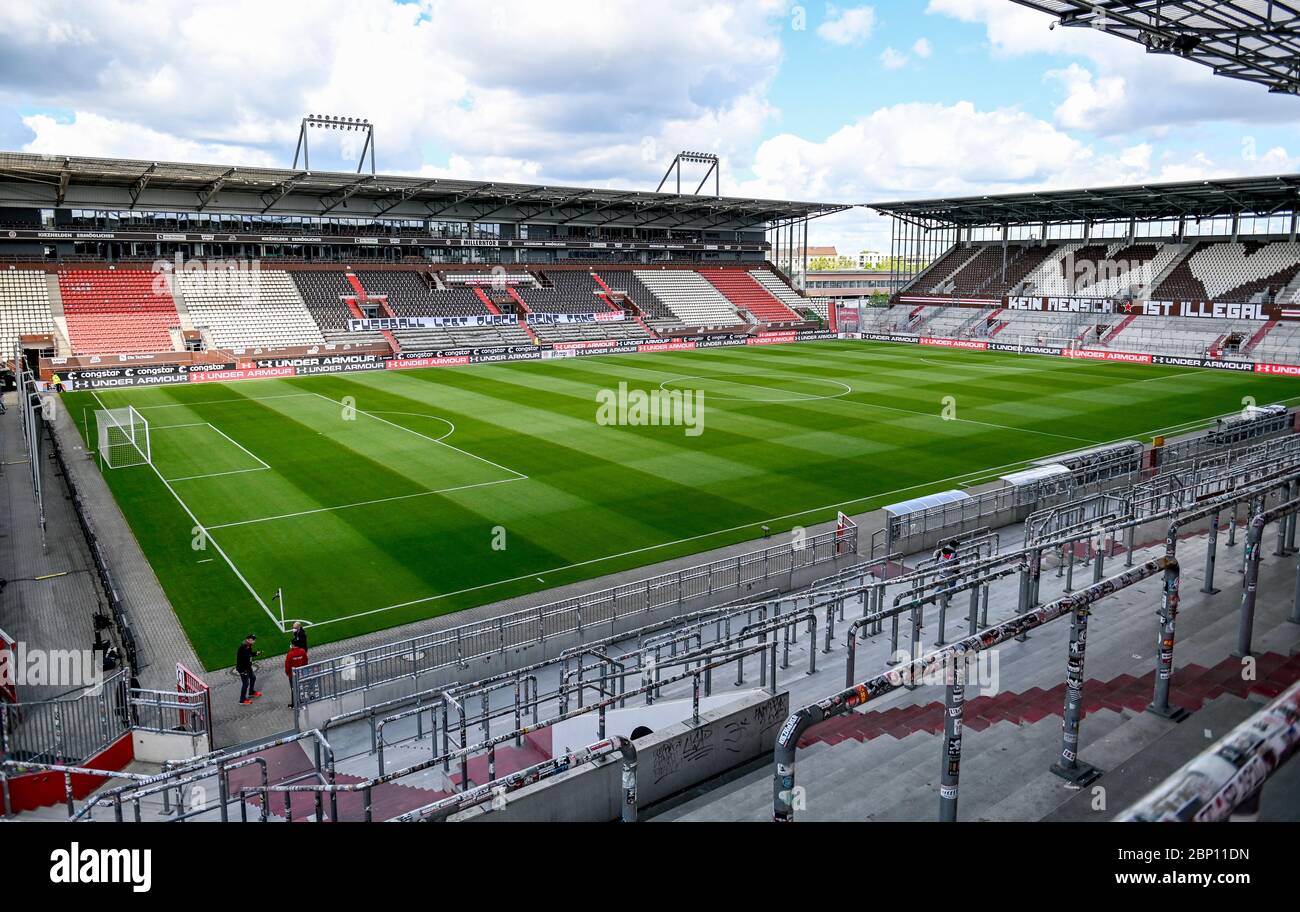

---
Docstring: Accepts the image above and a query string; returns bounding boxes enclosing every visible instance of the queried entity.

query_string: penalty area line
[91,391,283,631]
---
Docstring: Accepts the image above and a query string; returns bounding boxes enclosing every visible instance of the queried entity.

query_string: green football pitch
[65,340,1300,669]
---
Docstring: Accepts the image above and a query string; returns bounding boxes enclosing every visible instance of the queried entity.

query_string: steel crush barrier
[294,524,857,709]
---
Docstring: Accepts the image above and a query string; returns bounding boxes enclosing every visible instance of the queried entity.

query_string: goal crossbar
[96,406,151,468]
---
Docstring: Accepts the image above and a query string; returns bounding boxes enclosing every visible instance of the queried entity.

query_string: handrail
[1119,678,1300,822]
[294,523,857,708]
[395,736,638,823]
[239,644,777,822]
[773,558,1175,821]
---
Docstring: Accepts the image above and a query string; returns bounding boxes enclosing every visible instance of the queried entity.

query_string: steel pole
[938,658,966,822]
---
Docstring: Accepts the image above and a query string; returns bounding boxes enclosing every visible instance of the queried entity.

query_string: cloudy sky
[2,0,1297,251]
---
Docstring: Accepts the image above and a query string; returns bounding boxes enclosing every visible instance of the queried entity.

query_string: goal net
[97,406,151,468]
[1011,335,1084,353]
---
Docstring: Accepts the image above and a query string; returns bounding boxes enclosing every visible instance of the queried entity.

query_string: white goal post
[97,406,151,468]
[1011,335,1085,353]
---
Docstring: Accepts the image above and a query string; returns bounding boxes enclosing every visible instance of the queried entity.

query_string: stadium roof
[0,152,849,230]
[1011,1,1300,96]
[868,173,1300,227]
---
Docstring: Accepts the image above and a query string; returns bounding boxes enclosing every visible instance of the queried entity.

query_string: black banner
[1150,354,1256,372]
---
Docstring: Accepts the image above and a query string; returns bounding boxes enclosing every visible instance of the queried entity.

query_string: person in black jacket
[236,634,262,705]
[290,621,308,651]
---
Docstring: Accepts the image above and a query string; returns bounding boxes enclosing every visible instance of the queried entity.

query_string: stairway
[345,273,400,352]
[798,653,1300,750]
[471,285,503,316]
[1139,242,1194,300]
[1242,320,1280,355]
[1101,313,1137,345]
[505,288,540,344]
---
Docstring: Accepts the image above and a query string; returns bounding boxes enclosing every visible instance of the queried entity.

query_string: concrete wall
[133,729,209,765]
[449,689,789,822]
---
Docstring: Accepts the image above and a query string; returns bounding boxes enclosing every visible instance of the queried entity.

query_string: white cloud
[912,38,932,58]
[1046,63,1127,131]
[879,48,909,70]
[21,112,282,164]
[926,0,1299,134]
[733,99,1298,251]
[0,0,787,187]
[817,5,876,47]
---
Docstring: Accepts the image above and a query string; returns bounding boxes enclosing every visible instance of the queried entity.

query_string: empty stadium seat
[177,269,324,350]
[290,271,376,343]
[633,270,741,326]
[697,269,801,323]
[59,269,180,355]
[593,270,678,323]
[0,269,55,361]
[1156,241,1300,303]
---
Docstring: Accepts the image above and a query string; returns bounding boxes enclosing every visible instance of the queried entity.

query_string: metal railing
[0,671,129,765]
[875,413,1296,559]
[774,559,1176,822]
[128,687,211,740]
[294,523,857,709]
[1119,678,1300,822]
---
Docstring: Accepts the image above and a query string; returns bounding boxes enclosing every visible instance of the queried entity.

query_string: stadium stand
[176,269,325,350]
[58,269,180,354]
[751,268,818,315]
[698,268,801,323]
[1155,241,1300,303]
[634,269,742,326]
[918,239,1300,307]
[291,271,364,341]
[513,271,607,314]
[592,269,675,320]
[0,269,55,360]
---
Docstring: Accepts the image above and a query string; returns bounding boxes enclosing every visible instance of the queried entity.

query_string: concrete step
[1044,693,1262,822]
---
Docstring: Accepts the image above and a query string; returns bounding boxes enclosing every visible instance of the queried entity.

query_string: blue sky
[0,0,1296,250]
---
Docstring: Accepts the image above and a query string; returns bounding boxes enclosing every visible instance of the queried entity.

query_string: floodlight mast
[656,151,721,198]
[292,115,377,174]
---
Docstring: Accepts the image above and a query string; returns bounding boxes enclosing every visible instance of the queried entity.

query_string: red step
[698,268,801,324]
[471,286,502,315]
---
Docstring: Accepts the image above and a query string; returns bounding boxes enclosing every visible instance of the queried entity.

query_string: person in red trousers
[284,644,309,709]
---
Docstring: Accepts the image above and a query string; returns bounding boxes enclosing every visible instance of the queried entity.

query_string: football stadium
[1,0,1299,859]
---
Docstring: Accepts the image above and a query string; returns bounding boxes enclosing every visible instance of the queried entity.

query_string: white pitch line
[165,466,270,483]
[131,393,317,411]
[307,393,1296,629]
[206,476,526,530]
[308,391,528,481]
[90,391,282,630]
[205,423,271,470]
[637,360,1099,446]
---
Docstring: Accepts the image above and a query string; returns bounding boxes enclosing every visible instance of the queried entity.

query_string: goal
[97,406,151,468]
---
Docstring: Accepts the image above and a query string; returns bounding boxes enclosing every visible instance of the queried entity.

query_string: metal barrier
[70,727,337,823]
[395,736,638,823]
[243,645,777,822]
[1,758,154,818]
[128,687,211,740]
[876,414,1297,559]
[294,523,857,710]
[0,671,129,765]
[43,404,141,675]
[773,559,1175,822]
[1119,678,1300,822]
